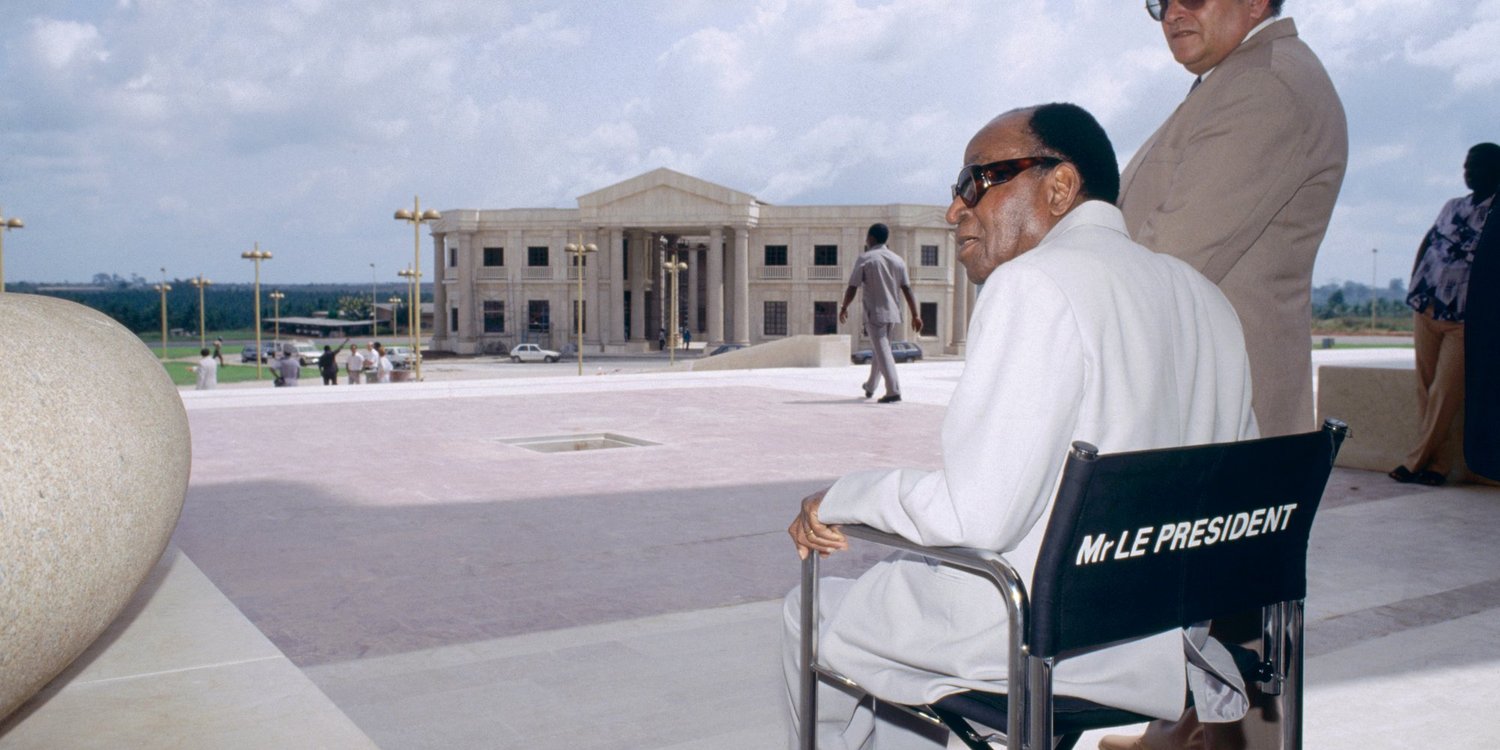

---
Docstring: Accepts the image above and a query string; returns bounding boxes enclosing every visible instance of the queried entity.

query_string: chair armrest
[830,524,1033,746]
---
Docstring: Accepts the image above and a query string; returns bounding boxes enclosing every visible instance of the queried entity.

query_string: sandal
[1388,466,1417,483]
[1415,470,1447,486]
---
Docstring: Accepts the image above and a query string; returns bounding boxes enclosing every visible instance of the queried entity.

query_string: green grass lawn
[162,361,302,387]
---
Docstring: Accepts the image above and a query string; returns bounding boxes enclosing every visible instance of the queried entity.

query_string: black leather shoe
[878,394,901,403]
[1389,465,1417,483]
[862,387,873,399]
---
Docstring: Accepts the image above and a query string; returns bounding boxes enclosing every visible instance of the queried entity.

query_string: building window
[528,300,550,332]
[449,307,459,333]
[921,244,940,267]
[764,244,788,266]
[449,246,458,267]
[483,300,504,333]
[920,302,938,337]
[814,301,838,335]
[483,247,504,267]
[814,245,838,266]
[528,246,550,267]
[764,300,788,336]
[573,299,587,334]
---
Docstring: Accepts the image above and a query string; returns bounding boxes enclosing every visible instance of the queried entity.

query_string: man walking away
[841,223,921,403]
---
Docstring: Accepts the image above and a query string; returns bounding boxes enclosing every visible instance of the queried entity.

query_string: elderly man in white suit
[782,104,1258,749]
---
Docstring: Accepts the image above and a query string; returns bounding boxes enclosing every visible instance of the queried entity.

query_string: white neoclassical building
[427,168,972,356]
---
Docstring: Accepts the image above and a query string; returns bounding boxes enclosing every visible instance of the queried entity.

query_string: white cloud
[27,19,108,70]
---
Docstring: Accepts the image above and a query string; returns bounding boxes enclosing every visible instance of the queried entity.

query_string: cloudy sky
[1,0,1495,288]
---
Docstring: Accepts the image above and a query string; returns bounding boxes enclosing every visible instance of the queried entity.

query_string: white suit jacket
[817,201,1257,720]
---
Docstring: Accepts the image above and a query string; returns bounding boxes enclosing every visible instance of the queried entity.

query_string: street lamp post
[269,291,285,343]
[0,207,23,293]
[393,196,441,381]
[397,266,419,353]
[1371,247,1379,333]
[388,295,404,334]
[565,234,598,376]
[154,282,172,358]
[240,243,272,379]
[664,252,688,366]
[370,262,378,340]
[190,276,212,350]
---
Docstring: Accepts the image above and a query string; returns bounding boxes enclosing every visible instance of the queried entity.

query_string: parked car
[707,344,746,357]
[850,341,923,365]
[384,346,415,369]
[241,340,318,366]
[509,343,561,363]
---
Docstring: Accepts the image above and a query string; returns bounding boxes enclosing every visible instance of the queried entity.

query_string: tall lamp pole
[190,276,213,349]
[0,207,23,293]
[240,243,272,379]
[1371,247,1379,333]
[393,196,440,381]
[397,266,419,354]
[370,262,377,340]
[269,290,285,343]
[154,281,172,358]
[565,233,598,375]
[665,252,688,366]
[388,295,404,334]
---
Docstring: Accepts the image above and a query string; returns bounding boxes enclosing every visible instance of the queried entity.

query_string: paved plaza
[2,349,1498,749]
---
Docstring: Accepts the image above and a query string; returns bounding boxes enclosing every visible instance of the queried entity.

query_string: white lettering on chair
[1074,503,1299,566]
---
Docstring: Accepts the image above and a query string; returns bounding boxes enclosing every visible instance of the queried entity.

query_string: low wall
[1317,365,1489,484]
[691,335,850,372]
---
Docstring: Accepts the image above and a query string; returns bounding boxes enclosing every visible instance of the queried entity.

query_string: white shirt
[816,201,1257,719]
[194,356,218,390]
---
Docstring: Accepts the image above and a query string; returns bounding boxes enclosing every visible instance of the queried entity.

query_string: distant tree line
[8,280,422,335]
[1311,278,1408,320]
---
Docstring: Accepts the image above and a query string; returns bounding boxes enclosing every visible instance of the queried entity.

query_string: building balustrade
[808,266,843,281]
[760,266,792,280]
[523,267,552,280]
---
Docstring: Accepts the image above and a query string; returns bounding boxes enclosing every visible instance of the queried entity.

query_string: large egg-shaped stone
[0,293,191,720]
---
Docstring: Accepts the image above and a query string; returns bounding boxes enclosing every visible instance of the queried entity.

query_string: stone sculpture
[0,294,191,720]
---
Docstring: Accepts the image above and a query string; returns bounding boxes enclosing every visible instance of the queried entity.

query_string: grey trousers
[781,579,949,750]
[863,322,900,398]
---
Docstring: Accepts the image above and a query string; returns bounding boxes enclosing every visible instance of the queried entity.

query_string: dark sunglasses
[951,157,1061,209]
[1146,0,1207,21]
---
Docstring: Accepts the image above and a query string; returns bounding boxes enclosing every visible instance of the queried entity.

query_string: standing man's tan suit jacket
[1120,18,1347,437]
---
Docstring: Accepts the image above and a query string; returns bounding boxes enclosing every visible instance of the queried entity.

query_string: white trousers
[781,578,949,750]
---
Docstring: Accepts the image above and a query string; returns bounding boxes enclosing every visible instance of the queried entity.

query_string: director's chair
[799,419,1348,750]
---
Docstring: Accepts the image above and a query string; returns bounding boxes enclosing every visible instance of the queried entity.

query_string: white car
[384,346,415,369]
[509,343,561,363]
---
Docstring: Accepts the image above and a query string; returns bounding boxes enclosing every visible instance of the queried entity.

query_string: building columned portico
[428,168,969,356]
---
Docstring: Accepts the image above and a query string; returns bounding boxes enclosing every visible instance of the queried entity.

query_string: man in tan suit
[1118,0,1347,439]
[1106,1,1347,748]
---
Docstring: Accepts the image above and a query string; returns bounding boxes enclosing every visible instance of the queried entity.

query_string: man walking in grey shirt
[841,223,922,403]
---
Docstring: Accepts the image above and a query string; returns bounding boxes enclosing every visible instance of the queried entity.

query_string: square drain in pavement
[498,432,659,453]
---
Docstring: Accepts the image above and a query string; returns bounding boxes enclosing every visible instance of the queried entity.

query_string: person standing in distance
[1389,143,1499,487]
[1108,2,1346,748]
[347,343,365,385]
[192,347,218,390]
[840,223,921,403]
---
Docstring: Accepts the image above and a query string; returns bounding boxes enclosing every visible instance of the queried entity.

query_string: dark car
[707,344,746,356]
[851,341,923,365]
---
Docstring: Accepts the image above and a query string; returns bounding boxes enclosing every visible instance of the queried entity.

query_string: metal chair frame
[798,419,1348,750]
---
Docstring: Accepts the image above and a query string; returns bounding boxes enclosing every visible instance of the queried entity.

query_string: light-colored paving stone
[8,349,1499,749]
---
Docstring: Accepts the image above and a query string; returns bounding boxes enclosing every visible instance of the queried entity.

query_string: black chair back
[1029,421,1347,660]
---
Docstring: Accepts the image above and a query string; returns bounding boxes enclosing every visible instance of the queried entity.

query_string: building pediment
[577,168,760,227]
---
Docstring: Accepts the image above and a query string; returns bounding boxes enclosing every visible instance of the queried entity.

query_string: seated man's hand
[788,488,847,560]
